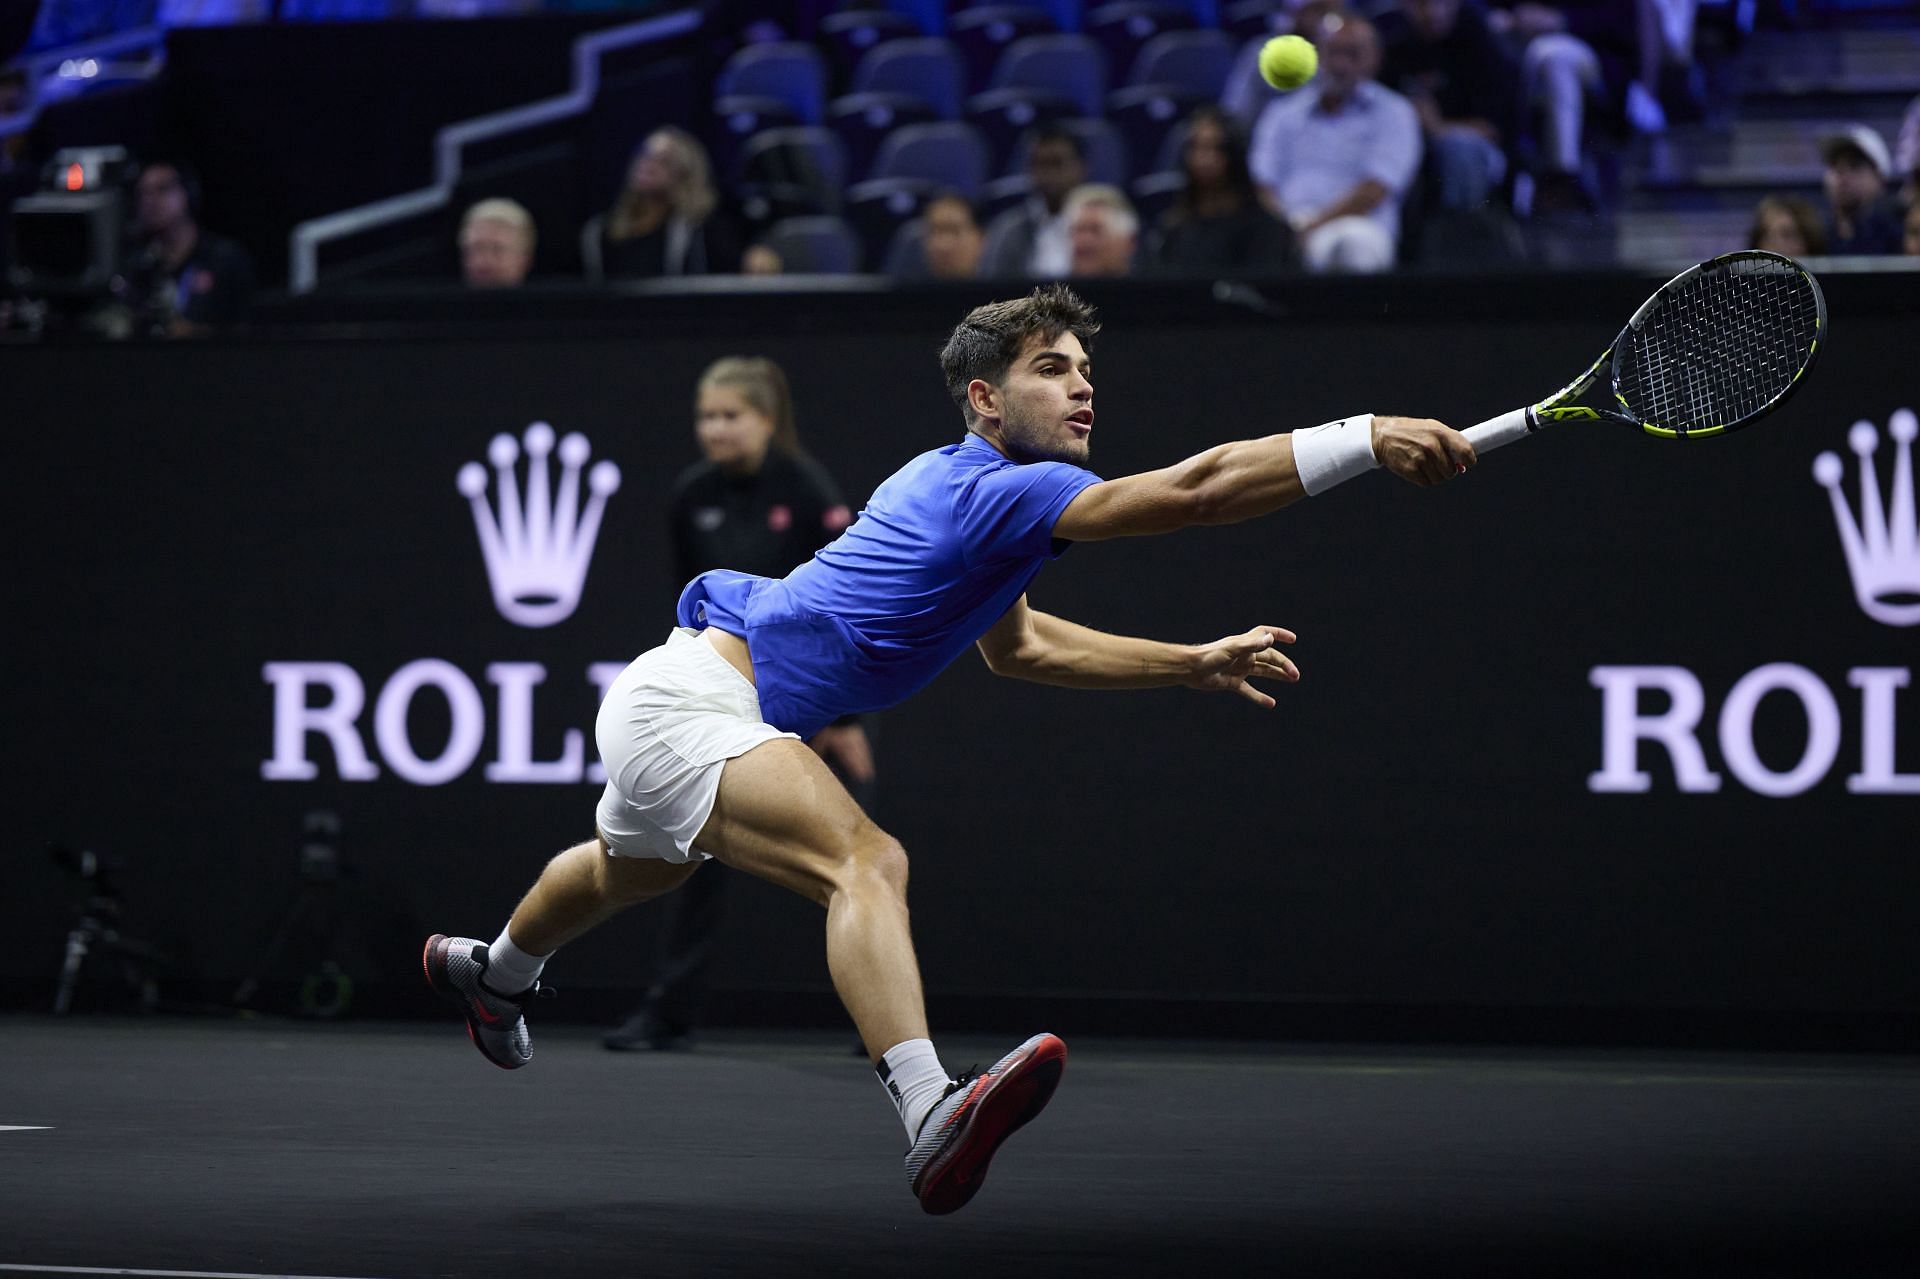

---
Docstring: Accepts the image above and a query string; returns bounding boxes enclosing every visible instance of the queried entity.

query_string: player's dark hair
[939,284,1100,427]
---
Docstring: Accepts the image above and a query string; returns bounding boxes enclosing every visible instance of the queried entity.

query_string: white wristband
[1291,413,1378,496]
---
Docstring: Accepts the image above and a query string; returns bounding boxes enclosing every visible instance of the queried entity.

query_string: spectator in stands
[1625,0,1699,135]
[1483,3,1608,212]
[459,198,536,289]
[1249,10,1422,274]
[920,193,984,280]
[122,160,254,336]
[1144,106,1294,277]
[1896,94,1918,211]
[1747,195,1825,259]
[1064,184,1138,278]
[1818,126,1902,257]
[741,242,784,275]
[981,126,1087,278]
[1377,0,1518,212]
[589,127,739,281]
[0,66,26,179]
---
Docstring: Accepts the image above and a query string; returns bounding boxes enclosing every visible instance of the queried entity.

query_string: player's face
[696,384,777,473]
[993,332,1095,467]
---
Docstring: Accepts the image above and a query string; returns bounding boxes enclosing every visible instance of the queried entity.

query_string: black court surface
[2,1018,1915,1279]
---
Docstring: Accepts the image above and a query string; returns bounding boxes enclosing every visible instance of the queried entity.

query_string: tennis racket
[1463,250,1827,453]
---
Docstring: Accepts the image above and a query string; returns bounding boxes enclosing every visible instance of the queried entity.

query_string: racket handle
[1462,407,1536,454]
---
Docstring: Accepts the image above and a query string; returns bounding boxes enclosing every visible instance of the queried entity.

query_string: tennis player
[425,284,1474,1215]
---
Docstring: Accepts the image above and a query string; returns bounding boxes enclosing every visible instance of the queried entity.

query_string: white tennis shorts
[594,627,799,862]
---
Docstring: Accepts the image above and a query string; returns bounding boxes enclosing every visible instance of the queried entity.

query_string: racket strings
[1618,259,1821,434]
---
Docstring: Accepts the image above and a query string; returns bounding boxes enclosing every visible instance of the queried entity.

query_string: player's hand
[809,723,876,783]
[1184,626,1299,709]
[1372,416,1476,487]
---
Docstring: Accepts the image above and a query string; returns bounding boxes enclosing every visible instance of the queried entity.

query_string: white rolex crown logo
[458,423,621,628]
[1813,408,1919,627]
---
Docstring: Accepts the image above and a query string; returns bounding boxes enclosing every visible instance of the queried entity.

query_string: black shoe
[603,1006,693,1052]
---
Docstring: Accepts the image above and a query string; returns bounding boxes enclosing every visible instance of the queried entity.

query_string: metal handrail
[0,25,170,141]
[286,7,702,295]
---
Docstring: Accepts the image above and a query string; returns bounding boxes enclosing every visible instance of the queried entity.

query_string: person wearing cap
[1895,94,1918,210]
[1819,125,1902,256]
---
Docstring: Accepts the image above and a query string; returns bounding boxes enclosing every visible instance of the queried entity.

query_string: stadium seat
[948,5,1059,93]
[965,91,1077,176]
[858,0,945,35]
[1130,169,1186,229]
[708,98,802,185]
[882,218,929,277]
[1087,2,1199,85]
[1223,0,1289,41]
[849,38,967,119]
[844,177,946,265]
[988,33,1109,114]
[737,127,850,192]
[1107,83,1212,176]
[950,0,1080,27]
[735,127,850,225]
[1055,116,1131,186]
[979,173,1034,222]
[1128,29,1235,97]
[716,43,828,126]
[869,121,991,193]
[829,93,942,183]
[821,10,926,83]
[761,216,865,274]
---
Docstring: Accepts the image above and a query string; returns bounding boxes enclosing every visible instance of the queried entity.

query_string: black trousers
[638,758,877,1031]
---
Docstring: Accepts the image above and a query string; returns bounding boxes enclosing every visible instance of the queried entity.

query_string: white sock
[876,1038,952,1141]
[484,927,548,995]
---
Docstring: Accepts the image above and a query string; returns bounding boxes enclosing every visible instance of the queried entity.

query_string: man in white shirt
[1248,11,1422,273]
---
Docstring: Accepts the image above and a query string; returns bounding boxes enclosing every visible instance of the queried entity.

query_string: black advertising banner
[5,277,1915,1025]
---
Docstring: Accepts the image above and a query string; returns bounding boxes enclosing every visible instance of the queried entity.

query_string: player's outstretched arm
[977,595,1298,706]
[1054,414,1474,542]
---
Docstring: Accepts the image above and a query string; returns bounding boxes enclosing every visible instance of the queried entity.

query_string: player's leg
[424,839,696,1070]
[503,835,695,955]
[692,737,1065,1215]
[695,736,924,1058]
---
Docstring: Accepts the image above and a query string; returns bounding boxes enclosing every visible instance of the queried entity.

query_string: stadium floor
[2,1018,1915,1278]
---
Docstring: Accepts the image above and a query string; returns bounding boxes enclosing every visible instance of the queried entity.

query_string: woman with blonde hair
[604,355,872,1052]
[585,126,740,280]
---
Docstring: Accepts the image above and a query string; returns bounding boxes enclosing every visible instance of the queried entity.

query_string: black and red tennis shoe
[906,1032,1067,1215]
[422,933,543,1070]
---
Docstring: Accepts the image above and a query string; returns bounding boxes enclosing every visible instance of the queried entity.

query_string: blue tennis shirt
[676,433,1102,738]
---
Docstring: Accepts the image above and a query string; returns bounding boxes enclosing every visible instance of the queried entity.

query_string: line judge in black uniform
[605,356,874,1051]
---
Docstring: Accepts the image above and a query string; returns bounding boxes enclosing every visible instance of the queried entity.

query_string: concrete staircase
[1613,26,1917,266]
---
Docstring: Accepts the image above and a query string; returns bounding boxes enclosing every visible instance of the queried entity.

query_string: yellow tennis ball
[1259,34,1317,90]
